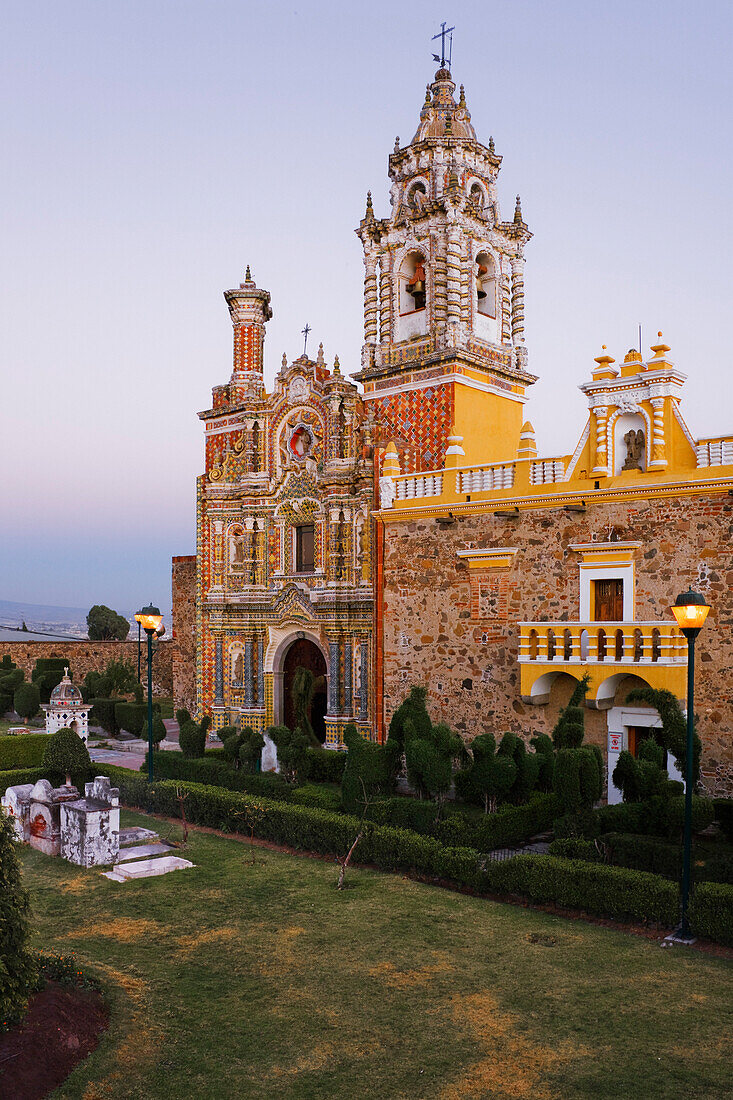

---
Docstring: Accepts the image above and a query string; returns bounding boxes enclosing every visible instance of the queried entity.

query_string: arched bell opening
[475,250,497,318]
[399,250,427,314]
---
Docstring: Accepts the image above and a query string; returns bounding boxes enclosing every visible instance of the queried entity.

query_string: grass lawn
[19,811,732,1100]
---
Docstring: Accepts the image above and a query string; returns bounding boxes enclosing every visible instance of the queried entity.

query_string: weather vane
[432,21,455,69]
[301,323,311,357]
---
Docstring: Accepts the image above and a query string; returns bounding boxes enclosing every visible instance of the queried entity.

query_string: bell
[476,262,487,300]
[408,278,425,297]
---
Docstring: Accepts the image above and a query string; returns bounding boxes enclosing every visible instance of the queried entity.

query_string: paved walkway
[88,717,181,773]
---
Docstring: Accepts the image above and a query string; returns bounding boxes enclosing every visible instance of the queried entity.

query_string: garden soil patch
[0,981,108,1100]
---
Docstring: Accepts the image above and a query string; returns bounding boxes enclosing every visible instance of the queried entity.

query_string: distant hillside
[0,599,172,638]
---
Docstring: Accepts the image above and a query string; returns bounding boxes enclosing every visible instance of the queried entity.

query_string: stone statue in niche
[622,429,645,471]
[231,533,245,565]
[233,653,243,682]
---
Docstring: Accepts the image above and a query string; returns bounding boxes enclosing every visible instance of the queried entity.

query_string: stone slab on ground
[119,826,159,847]
[116,842,173,862]
[106,855,194,881]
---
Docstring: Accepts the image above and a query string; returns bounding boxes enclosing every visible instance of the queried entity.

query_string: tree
[101,658,137,695]
[42,727,91,787]
[0,806,37,1031]
[86,604,130,641]
[530,733,555,791]
[14,682,40,722]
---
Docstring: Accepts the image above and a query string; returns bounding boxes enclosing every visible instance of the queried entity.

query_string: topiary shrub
[269,725,310,783]
[455,731,516,813]
[175,708,192,729]
[0,805,38,1032]
[387,685,431,749]
[302,746,348,784]
[625,686,701,786]
[13,682,40,722]
[141,713,167,746]
[239,727,264,773]
[179,714,211,759]
[404,719,463,814]
[551,675,602,817]
[713,798,733,842]
[291,784,341,812]
[42,728,91,788]
[114,702,147,736]
[340,723,399,813]
[89,698,119,736]
[290,666,324,746]
[0,669,25,692]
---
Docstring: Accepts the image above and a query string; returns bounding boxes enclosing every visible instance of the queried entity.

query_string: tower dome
[49,669,84,706]
[42,668,90,744]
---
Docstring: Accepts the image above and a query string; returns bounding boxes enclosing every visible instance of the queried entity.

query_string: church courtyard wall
[0,640,174,698]
[381,490,733,796]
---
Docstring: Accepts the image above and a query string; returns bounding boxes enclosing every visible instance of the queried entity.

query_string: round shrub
[141,714,167,746]
[0,805,38,1031]
[13,682,40,722]
[179,719,206,759]
[42,727,91,788]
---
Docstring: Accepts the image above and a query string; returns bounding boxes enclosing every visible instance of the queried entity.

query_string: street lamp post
[670,588,711,940]
[138,604,164,783]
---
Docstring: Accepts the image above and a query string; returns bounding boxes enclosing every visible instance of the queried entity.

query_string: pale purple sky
[2,0,732,616]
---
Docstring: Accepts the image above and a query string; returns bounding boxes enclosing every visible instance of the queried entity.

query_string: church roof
[411,68,477,143]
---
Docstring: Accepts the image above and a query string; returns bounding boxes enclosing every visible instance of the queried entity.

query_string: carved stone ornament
[618,400,641,415]
[288,376,308,402]
[379,475,395,509]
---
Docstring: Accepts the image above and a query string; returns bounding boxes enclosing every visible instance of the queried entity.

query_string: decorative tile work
[371,383,454,473]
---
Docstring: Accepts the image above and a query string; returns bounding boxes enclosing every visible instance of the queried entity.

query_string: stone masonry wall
[172,555,197,712]
[0,639,174,698]
[381,491,733,796]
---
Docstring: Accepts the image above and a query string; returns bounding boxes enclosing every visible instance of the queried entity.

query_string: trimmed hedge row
[302,747,347,784]
[713,798,733,842]
[688,882,733,946]
[143,751,293,801]
[550,831,733,886]
[0,734,50,770]
[96,767,682,930]
[0,767,46,795]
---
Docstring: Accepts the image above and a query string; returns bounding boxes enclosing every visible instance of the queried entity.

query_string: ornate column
[649,398,668,468]
[257,635,265,705]
[274,518,287,575]
[379,254,393,343]
[243,638,254,707]
[327,641,340,715]
[364,252,379,345]
[214,637,224,706]
[359,642,369,721]
[501,267,512,343]
[211,520,225,593]
[343,641,353,716]
[446,226,462,325]
[592,405,609,475]
[511,258,525,345]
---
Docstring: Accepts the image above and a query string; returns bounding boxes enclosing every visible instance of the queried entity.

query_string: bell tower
[354,66,536,473]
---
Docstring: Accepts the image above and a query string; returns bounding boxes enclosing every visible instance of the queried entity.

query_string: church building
[172,63,733,797]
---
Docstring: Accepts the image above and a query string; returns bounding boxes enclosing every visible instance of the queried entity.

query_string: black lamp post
[138,604,164,783]
[670,588,711,940]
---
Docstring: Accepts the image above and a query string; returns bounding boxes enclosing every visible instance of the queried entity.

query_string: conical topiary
[0,807,38,1031]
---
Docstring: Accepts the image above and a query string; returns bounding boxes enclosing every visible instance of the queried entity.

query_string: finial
[316,342,325,365]
[365,190,373,220]
[488,135,495,154]
[282,352,287,368]
[424,84,431,106]
[394,136,400,153]
[458,84,466,108]
[514,195,523,224]
[650,330,671,358]
[245,264,251,282]
[333,354,341,375]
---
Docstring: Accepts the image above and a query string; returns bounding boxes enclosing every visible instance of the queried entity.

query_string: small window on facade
[295,524,315,573]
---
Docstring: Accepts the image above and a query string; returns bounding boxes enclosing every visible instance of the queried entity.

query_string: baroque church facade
[172,65,733,796]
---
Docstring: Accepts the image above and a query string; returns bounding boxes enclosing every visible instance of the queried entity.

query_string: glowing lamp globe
[138,604,163,634]
[671,590,710,633]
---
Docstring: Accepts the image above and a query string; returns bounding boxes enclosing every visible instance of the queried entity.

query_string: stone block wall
[0,640,174,698]
[172,555,197,712]
[381,491,733,796]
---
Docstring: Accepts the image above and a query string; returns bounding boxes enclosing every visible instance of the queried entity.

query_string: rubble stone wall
[381,491,733,796]
[0,640,174,698]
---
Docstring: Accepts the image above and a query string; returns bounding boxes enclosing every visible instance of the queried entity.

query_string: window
[295,524,315,573]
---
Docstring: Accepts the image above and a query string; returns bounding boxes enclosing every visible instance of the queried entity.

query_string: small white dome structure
[42,668,90,744]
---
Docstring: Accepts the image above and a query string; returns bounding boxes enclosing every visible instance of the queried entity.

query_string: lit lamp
[670,588,711,941]
[138,604,164,783]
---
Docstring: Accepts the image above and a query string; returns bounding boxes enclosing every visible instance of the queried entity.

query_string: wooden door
[594,579,623,622]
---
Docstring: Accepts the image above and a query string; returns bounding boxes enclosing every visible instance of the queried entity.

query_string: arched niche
[613,412,648,475]
[406,178,429,212]
[473,248,500,344]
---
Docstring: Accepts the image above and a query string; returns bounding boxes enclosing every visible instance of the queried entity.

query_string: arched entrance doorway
[282,638,327,743]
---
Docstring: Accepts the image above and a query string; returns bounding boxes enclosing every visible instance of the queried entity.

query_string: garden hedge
[688,882,733,946]
[0,767,46,796]
[0,734,50,770]
[95,767,689,933]
[302,746,347,784]
[713,798,733,842]
[114,702,147,736]
[551,831,733,886]
[89,698,119,736]
[142,750,292,801]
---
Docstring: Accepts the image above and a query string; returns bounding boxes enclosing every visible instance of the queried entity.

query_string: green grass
[19,811,732,1100]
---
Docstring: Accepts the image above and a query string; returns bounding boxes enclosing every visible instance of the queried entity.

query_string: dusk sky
[2,0,732,618]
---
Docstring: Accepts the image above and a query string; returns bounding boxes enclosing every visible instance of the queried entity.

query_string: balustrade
[518,621,685,666]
